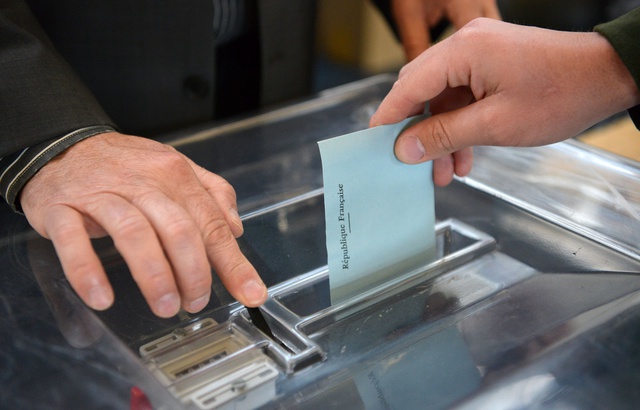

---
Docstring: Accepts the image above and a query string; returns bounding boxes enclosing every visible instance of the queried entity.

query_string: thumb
[394,101,494,164]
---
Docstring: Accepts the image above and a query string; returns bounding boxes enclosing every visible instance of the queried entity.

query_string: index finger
[184,176,267,307]
[370,45,451,127]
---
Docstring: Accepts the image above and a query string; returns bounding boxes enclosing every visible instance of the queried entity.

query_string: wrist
[588,32,640,114]
[11,125,117,213]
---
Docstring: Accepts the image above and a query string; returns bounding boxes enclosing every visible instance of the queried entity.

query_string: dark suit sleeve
[0,0,116,212]
[595,7,640,129]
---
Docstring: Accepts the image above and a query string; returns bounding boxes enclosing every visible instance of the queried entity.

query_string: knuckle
[142,149,189,177]
[158,150,189,171]
[164,217,198,241]
[428,118,456,153]
[138,261,171,290]
[452,19,487,45]
[113,212,149,237]
[391,78,403,96]
[65,259,99,286]
[394,70,409,86]
[391,76,421,108]
[50,222,81,247]
[461,17,487,30]
[182,276,212,297]
[218,259,249,282]
[217,178,237,202]
[201,218,233,246]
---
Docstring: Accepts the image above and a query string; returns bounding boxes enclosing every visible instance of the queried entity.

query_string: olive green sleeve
[594,7,640,128]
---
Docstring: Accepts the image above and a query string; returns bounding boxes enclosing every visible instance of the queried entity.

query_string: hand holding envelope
[319,117,437,304]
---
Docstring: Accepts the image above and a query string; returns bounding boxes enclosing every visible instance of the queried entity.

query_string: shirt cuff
[0,125,117,213]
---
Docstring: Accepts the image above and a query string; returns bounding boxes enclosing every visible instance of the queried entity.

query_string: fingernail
[156,293,180,317]
[88,286,112,310]
[186,294,210,313]
[241,280,267,306]
[397,135,426,163]
[229,208,243,232]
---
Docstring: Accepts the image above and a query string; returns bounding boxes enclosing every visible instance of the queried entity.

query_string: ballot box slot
[137,217,497,406]
[272,218,495,319]
[230,218,498,376]
[240,306,326,374]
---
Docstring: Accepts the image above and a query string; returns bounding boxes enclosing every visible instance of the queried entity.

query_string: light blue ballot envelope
[318,117,437,304]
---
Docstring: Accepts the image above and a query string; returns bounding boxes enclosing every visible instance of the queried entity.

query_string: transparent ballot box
[17,75,640,409]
